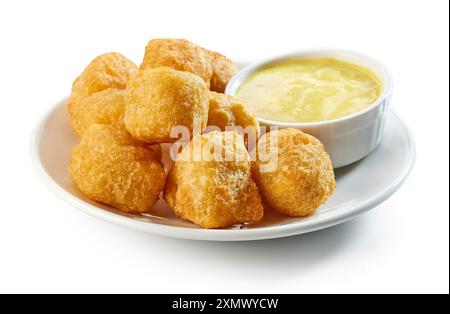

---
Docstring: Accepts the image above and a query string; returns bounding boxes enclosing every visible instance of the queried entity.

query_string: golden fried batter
[140,39,213,87]
[209,52,238,93]
[252,128,335,217]
[70,52,138,102]
[208,92,259,133]
[67,88,125,138]
[69,124,165,213]
[164,131,264,228]
[140,39,237,93]
[124,67,209,143]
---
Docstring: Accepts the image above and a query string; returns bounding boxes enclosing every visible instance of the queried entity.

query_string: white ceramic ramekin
[225,49,393,168]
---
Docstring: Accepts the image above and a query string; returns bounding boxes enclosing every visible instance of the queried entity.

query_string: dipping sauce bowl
[225,49,393,168]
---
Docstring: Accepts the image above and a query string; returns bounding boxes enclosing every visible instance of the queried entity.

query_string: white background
[0,0,448,294]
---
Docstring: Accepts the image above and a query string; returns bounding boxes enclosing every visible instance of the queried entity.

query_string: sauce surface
[236,58,382,123]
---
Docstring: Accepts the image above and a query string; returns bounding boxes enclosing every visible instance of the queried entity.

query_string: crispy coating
[69,124,165,213]
[140,39,213,87]
[70,52,138,102]
[207,92,260,148]
[208,92,259,133]
[67,88,125,138]
[164,131,264,228]
[124,67,209,143]
[252,128,335,217]
[209,52,238,93]
[140,38,237,92]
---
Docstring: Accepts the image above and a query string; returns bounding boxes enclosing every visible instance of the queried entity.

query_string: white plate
[31,96,415,241]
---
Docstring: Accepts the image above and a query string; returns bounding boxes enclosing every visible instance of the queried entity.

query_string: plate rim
[30,98,416,241]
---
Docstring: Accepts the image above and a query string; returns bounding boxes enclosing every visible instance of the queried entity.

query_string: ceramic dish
[226,50,393,168]
[31,94,415,241]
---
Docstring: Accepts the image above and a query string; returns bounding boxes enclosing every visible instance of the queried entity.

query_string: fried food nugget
[208,92,259,133]
[164,131,264,228]
[141,39,213,87]
[124,67,209,143]
[252,128,335,217]
[140,39,237,93]
[70,52,138,102]
[67,88,125,138]
[209,52,238,93]
[69,124,165,213]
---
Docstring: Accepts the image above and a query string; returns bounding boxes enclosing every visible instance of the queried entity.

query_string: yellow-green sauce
[236,58,382,123]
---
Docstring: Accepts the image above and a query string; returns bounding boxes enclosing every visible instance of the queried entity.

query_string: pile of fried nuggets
[67,38,336,229]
